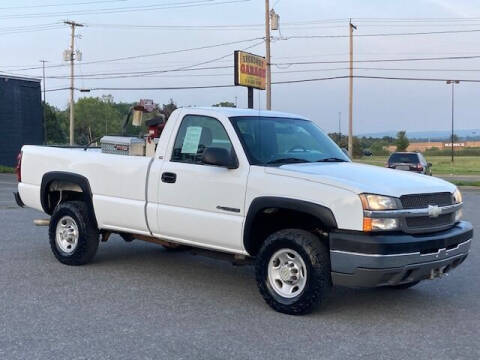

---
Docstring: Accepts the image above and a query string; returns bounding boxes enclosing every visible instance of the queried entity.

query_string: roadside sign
[234,51,267,90]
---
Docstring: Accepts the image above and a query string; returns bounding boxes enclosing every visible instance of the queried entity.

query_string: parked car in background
[387,152,432,175]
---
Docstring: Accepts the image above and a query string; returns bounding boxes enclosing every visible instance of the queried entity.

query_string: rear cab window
[388,153,419,164]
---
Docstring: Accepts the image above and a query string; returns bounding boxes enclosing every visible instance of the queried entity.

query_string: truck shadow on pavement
[91,235,461,316]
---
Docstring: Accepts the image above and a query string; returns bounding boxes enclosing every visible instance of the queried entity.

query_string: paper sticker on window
[181,126,202,154]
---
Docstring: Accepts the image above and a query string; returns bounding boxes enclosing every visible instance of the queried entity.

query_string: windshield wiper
[315,157,348,162]
[267,157,310,165]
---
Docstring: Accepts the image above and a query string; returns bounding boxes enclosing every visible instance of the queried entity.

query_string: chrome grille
[400,192,453,209]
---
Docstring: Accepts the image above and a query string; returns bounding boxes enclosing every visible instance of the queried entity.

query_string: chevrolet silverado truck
[14,107,473,315]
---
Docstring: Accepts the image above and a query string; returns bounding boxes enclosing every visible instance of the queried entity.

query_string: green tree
[44,103,68,144]
[161,98,177,119]
[212,101,236,108]
[370,141,390,156]
[395,130,409,151]
[328,133,363,158]
[73,96,123,144]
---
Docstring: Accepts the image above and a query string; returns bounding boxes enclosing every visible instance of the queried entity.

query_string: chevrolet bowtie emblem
[428,204,442,218]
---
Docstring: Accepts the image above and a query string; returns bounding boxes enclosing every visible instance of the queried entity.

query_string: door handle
[161,172,177,183]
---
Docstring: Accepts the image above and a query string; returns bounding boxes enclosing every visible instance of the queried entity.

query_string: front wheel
[49,201,99,266]
[255,229,332,315]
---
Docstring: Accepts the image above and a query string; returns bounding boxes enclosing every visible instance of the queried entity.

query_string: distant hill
[359,129,480,140]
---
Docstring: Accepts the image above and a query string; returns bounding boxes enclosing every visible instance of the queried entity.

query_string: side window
[171,115,233,164]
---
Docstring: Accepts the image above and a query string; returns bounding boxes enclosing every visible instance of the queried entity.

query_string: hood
[264,162,456,197]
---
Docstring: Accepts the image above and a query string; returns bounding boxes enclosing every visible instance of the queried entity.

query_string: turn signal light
[363,217,373,232]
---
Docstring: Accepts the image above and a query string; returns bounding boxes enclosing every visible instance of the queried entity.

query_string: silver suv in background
[387,152,432,175]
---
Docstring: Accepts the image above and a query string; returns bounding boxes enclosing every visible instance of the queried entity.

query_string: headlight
[360,194,400,231]
[453,189,462,204]
[359,194,399,210]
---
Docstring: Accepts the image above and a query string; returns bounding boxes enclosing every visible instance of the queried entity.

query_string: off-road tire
[255,229,332,315]
[49,201,99,266]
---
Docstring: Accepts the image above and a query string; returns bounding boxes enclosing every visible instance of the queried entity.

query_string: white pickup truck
[14,107,473,315]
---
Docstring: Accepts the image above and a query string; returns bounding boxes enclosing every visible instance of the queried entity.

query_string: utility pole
[40,60,47,104]
[338,111,342,144]
[348,20,357,158]
[265,0,271,110]
[64,20,83,145]
[40,60,48,144]
[446,80,460,163]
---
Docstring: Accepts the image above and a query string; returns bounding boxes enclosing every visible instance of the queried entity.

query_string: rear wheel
[255,229,332,315]
[49,201,99,266]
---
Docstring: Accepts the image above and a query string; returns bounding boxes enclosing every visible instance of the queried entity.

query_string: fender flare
[40,172,97,226]
[243,196,337,255]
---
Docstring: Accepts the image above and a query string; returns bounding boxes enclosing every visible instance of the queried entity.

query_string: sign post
[234,51,266,109]
[248,87,254,109]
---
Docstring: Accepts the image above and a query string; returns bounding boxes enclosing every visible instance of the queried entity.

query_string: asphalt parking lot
[1,173,479,360]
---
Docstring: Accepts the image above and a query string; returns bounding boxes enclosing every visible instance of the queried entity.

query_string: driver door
[154,113,249,253]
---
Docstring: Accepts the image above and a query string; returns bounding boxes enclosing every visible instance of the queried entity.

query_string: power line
[82,40,263,79]
[7,53,480,81]
[0,22,60,30]
[0,0,251,20]
[4,39,263,83]
[353,75,480,83]
[8,64,480,82]
[273,54,480,66]
[352,17,480,22]
[0,25,64,36]
[6,37,263,71]
[286,28,480,39]
[45,87,71,92]
[0,0,127,10]
[78,38,264,66]
[42,74,480,93]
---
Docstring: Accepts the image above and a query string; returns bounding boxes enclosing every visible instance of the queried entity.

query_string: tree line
[44,96,238,145]
[44,96,408,157]
[328,131,409,157]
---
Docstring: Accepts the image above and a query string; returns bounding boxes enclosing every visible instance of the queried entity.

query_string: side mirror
[428,162,432,167]
[202,147,238,169]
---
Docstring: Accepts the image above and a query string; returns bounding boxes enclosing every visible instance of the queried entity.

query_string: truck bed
[19,145,153,233]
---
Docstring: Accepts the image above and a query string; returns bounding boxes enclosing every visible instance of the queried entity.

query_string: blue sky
[1,0,479,134]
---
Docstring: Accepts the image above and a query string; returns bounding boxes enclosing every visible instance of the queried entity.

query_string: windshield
[388,153,419,164]
[230,116,350,166]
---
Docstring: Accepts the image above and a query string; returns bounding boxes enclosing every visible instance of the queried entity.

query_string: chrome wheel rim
[55,216,79,254]
[267,249,307,298]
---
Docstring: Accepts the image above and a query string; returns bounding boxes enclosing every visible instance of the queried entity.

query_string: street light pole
[348,20,357,158]
[446,80,460,163]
